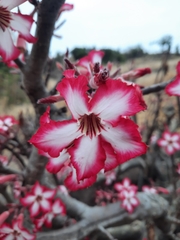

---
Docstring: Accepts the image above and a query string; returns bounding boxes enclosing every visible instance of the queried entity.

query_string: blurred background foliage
[0,35,179,112]
[0,62,29,106]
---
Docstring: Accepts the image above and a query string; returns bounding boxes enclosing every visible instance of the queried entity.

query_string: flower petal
[30,120,80,158]
[158,139,168,147]
[90,79,146,126]
[64,165,97,191]
[33,182,43,196]
[130,197,139,206]
[123,178,131,188]
[102,140,119,172]
[0,223,12,234]
[57,75,89,119]
[46,150,69,174]
[114,183,123,192]
[88,50,104,64]
[39,106,50,125]
[76,56,90,70]
[63,69,75,78]
[166,145,174,155]
[3,235,14,240]
[52,199,66,215]
[69,135,106,180]
[20,195,36,206]
[30,201,40,217]
[40,199,51,213]
[44,213,53,228]
[101,118,147,164]
[122,199,133,213]
[163,132,171,141]
[166,79,180,96]
[10,13,37,43]
[21,229,35,240]
[172,134,180,141]
[0,28,20,62]
[165,62,180,96]
[172,142,180,150]
[43,189,56,199]
[1,0,26,10]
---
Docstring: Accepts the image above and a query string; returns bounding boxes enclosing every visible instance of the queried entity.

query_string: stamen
[0,7,11,31]
[78,113,104,138]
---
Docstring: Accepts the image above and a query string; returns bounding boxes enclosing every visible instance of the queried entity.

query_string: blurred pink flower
[158,130,180,155]
[165,61,180,96]
[20,182,56,217]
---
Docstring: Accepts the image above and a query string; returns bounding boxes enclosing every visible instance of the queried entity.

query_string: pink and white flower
[34,199,66,229]
[0,115,18,134]
[0,0,36,62]
[157,130,180,155]
[20,182,56,217]
[114,178,138,198]
[42,199,66,228]
[30,72,147,186]
[0,217,35,239]
[142,186,157,194]
[165,61,180,96]
[120,189,139,213]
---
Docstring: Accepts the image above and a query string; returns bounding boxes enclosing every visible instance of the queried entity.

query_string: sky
[20,0,180,57]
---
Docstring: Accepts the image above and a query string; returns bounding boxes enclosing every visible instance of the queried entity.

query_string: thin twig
[97,225,117,240]
[13,58,25,72]
[142,78,174,95]
[5,146,26,168]
[166,216,180,225]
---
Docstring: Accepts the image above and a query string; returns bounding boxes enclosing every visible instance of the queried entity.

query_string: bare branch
[97,225,117,240]
[24,147,48,185]
[23,0,65,116]
[0,165,23,176]
[142,78,174,95]
[13,58,25,72]
[37,193,168,240]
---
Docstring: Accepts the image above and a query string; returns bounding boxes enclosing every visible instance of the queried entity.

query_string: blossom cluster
[20,182,66,231]
[114,178,139,213]
[0,181,66,237]
[0,213,35,240]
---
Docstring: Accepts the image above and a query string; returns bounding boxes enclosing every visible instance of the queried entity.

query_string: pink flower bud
[0,174,17,184]
[121,68,151,81]
[0,211,10,226]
